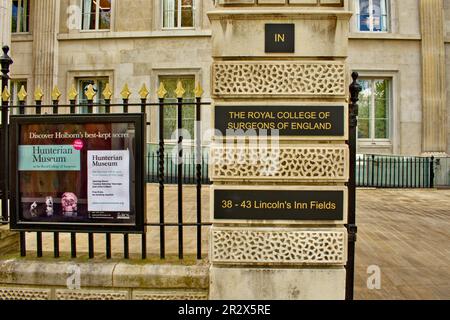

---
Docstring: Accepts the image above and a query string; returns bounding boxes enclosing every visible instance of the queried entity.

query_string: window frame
[161,0,195,30]
[355,0,390,33]
[11,0,31,34]
[80,0,113,32]
[357,77,393,144]
[158,75,197,143]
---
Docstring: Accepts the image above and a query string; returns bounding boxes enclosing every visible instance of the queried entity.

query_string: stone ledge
[208,10,352,20]
[0,259,209,290]
[112,263,210,289]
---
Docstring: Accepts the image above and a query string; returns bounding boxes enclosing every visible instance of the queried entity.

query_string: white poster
[87,150,130,212]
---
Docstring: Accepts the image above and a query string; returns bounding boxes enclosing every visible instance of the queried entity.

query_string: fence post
[371,154,375,187]
[430,156,435,188]
[85,84,96,114]
[346,72,361,300]
[157,83,167,259]
[68,84,78,114]
[175,81,185,260]
[194,83,203,260]
[121,84,131,114]
[0,46,13,222]
[18,85,27,115]
[103,83,112,114]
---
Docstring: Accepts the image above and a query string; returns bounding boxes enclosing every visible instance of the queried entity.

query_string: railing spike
[1,86,10,102]
[194,82,203,98]
[85,84,96,100]
[120,83,131,100]
[51,85,62,101]
[139,83,149,99]
[17,85,27,102]
[157,82,167,99]
[68,84,78,101]
[102,83,113,100]
[175,80,185,99]
[34,86,44,102]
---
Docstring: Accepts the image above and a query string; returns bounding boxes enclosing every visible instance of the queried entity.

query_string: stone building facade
[1,0,449,156]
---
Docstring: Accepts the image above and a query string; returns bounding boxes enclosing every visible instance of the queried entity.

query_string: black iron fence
[356,154,435,188]
[0,46,212,261]
[146,152,210,184]
[144,151,435,189]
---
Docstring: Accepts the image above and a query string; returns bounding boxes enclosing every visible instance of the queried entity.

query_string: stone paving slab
[354,189,450,300]
[20,186,450,300]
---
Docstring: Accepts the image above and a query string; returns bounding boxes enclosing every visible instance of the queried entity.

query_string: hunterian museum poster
[9,114,145,233]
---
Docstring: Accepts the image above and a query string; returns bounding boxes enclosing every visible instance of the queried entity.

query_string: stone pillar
[420,0,448,155]
[208,0,351,300]
[0,0,12,47]
[32,0,59,104]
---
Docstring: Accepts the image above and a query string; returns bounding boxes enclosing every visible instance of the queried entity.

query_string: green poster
[18,145,81,171]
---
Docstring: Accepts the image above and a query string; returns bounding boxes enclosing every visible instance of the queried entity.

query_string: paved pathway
[24,187,450,300]
[354,189,450,300]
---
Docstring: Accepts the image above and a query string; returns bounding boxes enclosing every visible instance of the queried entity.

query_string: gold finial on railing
[102,83,113,100]
[85,84,96,100]
[194,82,203,98]
[139,84,149,100]
[1,86,10,102]
[175,81,185,99]
[51,86,62,101]
[34,86,44,102]
[17,85,28,102]
[120,83,131,100]
[68,84,78,100]
[157,82,167,99]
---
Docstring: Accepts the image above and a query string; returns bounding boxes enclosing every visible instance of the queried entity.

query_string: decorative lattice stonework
[212,61,346,97]
[132,291,208,300]
[211,227,347,266]
[0,287,50,300]
[55,289,129,300]
[210,144,348,181]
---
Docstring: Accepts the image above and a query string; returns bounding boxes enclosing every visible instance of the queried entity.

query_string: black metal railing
[356,154,435,188]
[146,152,210,184]
[0,45,212,261]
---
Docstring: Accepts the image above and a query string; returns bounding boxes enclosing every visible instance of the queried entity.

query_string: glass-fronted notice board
[9,114,145,233]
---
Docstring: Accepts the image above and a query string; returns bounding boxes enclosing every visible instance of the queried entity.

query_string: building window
[162,0,194,29]
[358,79,391,141]
[11,0,30,33]
[356,0,389,32]
[77,78,108,113]
[159,76,195,141]
[9,80,27,114]
[81,0,111,30]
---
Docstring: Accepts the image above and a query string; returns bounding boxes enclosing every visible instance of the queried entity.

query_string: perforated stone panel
[0,287,50,300]
[210,144,348,181]
[211,227,347,265]
[132,291,208,300]
[212,61,346,97]
[55,289,129,300]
